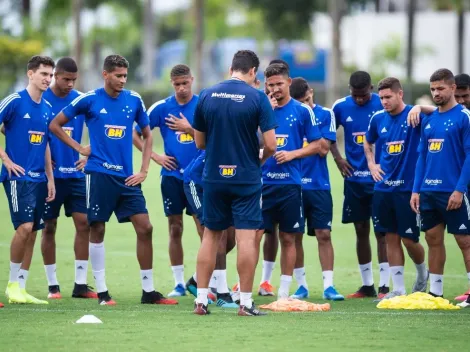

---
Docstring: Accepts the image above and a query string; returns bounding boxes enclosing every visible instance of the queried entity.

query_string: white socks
[379,262,390,288]
[390,266,406,294]
[18,269,28,289]
[196,288,208,306]
[90,242,107,293]
[75,260,88,285]
[9,262,21,283]
[171,265,185,287]
[430,273,443,296]
[261,261,275,283]
[240,292,253,308]
[214,269,229,294]
[467,272,470,288]
[44,264,59,286]
[141,269,155,293]
[322,270,334,290]
[209,272,217,289]
[415,262,428,281]
[293,267,308,288]
[359,262,374,286]
[278,275,292,298]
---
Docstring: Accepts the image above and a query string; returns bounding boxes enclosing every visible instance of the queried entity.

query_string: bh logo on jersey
[176,132,194,144]
[386,141,404,155]
[352,132,366,146]
[105,124,126,139]
[63,127,73,138]
[276,134,289,148]
[219,165,237,178]
[428,139,444,153]
[29,131,44,145]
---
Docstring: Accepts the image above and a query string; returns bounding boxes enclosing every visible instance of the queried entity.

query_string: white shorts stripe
[10,180,18,212]
[85,174,90,209]
[189,181,201,209]
[463,193,470,221]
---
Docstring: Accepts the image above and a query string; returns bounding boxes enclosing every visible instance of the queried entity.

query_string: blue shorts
[86,172,148,224]
[420,191,470,235]
[303,190,332,236]
[203,182,262,231]
[161,175,194,217]
[342,180,374,224]
[44,177,86,220]
[3,180,47,231]
[183,181,203,225]
[372,191,419,242]
[262,184,304,233]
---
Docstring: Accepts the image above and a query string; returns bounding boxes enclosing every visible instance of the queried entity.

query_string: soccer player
[49,54,177,305]
[363,77,428,300]
[289,77,344,300]
[455,73,470,109]
[410,68,470,299]
[1,55,56,304]
[40,57,96,299]
[192,50,277,316]
[133,64,201,297]
[331,71,390,298]
[262,64,322,299]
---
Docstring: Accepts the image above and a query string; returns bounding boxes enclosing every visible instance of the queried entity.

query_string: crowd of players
[0,50,470,316]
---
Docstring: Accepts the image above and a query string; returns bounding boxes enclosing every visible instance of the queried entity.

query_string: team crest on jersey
[63,127,74,138]
[352,132,366,146]
[105,124,126,139]
[29,131,45,145]
[176,132,194,144]
[428,139,444,153]
[276,134,289,148]
[386,140,404,155]
[219,165,237,178]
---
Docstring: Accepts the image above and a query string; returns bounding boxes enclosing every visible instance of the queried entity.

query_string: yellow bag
[377,292,460,310]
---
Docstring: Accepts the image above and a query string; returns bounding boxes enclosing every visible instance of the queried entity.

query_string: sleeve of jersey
[456,111,470,192]
[303,105,322,143]
[62,93,93,120]
[412,122,427,193]
[135,96,150,130]
[0,93,20,125]
[192,93,207,132]
[332,100,341,129]
[259,93,278,132]
[320,109,336,142]
[366,113,379,144]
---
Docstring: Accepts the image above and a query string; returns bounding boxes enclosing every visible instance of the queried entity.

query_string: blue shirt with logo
[0,89,52,182]
[137,95,199,180]
[301,105,336,191]
[192,79,277,184]
[366,105,422,192]
[62,88,149,178]
[43,88,85,179]
[262,99,322,185]
[333,93,383,183]
[413,105,470,193]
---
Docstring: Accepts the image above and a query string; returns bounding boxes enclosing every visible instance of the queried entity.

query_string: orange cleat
[258,281,275,296]
[455,289,470,302]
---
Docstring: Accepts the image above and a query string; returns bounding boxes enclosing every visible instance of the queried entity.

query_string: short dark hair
[264,63,290,79]
[55,57,78,74]
[377,77,402,92]
[349,71,372,89]
[430,68,455,84]
[170,64,191,78]
[27,55,55,72]
[455,73,470,90]
[103,54,129,72]
[269,59,290,70]
[290,77,310,99]
[231,50,260,74]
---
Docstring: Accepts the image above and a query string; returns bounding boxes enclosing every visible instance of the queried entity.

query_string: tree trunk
[194,0,204,92]
[72,0,83,91]
[142,0,156,87]
[457,5,464,73]
[326,0,344,106]
[405,0,416,82]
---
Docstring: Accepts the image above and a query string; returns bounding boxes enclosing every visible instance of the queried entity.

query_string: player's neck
[50,84,68,98]
[175,93,193,105]
[26,84,44,103]
[438,99,458,113]
[104,85,121,99]
[277,96,291,108]
[390,102,406,116]
[230,72,253,84]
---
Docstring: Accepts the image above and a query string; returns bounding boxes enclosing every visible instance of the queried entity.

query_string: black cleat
[185,277,198,297]
[378,285,390,299]
[141,290,178,305]
[238,303,267,316]
[47,285,61,299]
[194,302,210,315]
[98,291,116,305]
[72,284,98,299]
[429,291,443,298]
[347,285,377,298]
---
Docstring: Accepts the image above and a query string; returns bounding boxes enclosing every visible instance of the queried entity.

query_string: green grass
[0,149,469,351]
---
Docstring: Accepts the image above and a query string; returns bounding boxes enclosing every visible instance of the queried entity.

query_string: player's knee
[17,222,34,236]
[425,232,443,246]
[455,235,470,251]
[169,217,183,238]
[401,237,416,249]
[316,230,331,245]
[137,222,153,241]
[44,219,57,236]
[279,233,295,247]
[354,221,370,238]
[90,222,105,241]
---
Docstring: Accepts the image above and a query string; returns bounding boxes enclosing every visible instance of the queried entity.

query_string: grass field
[0,143,469,352]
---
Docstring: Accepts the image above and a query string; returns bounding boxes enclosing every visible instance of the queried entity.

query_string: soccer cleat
[373,290,404,302]
[185,276,198,297]
[346,285,377,298]
[141,290,178,305]
[194,302,210,315]
[208,288,217,302]
[5,282,26,304]
[47,285,62,299]
[238,303,267,316]
[258,281,275,296]
[216,293,239,308]
[0,301,3,308]
[429,291,443,298]
[98,291,117,306]
[412,271,429,293]
[457,300,470,308]
[21,289,48,304]
[454,289,470,302]
[290,285,309,299]
[72,284,98,299]
[167,284,187,297]
[323,286,345,301]
[377,285,390,299]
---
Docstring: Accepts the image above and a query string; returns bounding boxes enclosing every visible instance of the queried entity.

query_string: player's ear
[370,85,374,91]
[102,70,108,80]
[229,66,233,76]
[287,77,292,86]
[27,69,33,80]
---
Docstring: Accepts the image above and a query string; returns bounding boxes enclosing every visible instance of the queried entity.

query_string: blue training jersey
[43,88,85,179]
[333,93,383,183]
[301,104,336,190]
[193,79,277,184]
[138,95,199,179]
[183,149,205,185]
[62,88,149,178]
[366,105,421,192]
[0,89,52,182]
[414,105,470,193]
[262,99,322,185]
